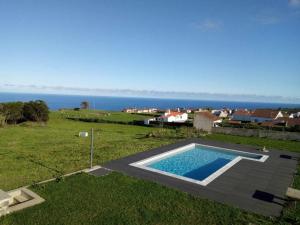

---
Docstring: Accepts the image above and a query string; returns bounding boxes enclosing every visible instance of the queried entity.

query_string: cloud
[1,83,300,104]
[288,0,300,7]
[193,19,222,31]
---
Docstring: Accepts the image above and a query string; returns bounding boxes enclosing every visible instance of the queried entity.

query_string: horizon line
[1,83,300,105]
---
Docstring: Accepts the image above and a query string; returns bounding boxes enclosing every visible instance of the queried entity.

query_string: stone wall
[211,127,300,141]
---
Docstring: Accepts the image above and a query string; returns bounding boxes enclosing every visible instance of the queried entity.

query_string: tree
[0,102,24,124]
[23,100,49,122]
[80,101,90,110]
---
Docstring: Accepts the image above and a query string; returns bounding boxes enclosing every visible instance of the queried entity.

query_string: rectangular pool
[130,143,268,186]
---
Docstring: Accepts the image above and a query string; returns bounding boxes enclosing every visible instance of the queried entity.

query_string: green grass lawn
[205,133,300,153]
[0,170,299,225]
[0,172,278,225]
[0,111,174,190]
[60,109,153,123]
[0,110,299,224]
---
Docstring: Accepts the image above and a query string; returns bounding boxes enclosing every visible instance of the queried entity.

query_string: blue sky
[0,0,300,102]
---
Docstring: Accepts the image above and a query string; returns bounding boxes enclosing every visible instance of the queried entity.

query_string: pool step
[14,195,28,203]
[286,187,300,200]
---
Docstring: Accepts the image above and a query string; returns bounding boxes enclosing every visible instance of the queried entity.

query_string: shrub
[23,100,49,122]
[0,102,24,124]
[0,113,6,126]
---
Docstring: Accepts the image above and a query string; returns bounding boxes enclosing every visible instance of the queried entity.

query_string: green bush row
[0,100,49,125]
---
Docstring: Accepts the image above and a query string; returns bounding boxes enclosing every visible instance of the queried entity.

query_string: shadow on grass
[14,154,63,175]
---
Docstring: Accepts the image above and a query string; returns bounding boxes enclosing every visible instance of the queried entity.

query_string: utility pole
[90,128,94,169]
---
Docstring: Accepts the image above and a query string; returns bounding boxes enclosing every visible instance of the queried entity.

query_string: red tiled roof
[251,109,280,119]
[168,112,184,117]
[195,111,219,121]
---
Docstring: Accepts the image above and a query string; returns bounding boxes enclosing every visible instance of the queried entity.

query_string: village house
[193,111,222,132]
[123,108,158,114]
[250,109,283,123]
[157,111,188,123]
[211,109,228,118]
[122,108,137,113]
[231,109,252,122]
[261,117,300,128]
[289,112,300,118]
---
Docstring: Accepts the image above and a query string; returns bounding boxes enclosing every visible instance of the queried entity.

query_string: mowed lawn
[0,172,275,225]
[0,111,173,190]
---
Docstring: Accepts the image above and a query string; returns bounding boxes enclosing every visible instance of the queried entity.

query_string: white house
[193,111,222,132]
[157,111,188,123]
[250,109,283,123]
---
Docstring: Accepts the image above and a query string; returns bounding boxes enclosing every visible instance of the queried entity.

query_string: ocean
[0,92,299,111]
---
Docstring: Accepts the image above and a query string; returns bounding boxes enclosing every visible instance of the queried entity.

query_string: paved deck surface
[89,167,112,177]
[101,138,299,217]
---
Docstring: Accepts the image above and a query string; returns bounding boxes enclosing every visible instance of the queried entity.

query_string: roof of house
[160,111,185,118]
[251,109,280,119]
[232,109,251,116]
[261,118,300,127]
[195,111,220,121]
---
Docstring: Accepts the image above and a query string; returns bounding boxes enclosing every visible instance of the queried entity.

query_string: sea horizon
[1,91,300,111]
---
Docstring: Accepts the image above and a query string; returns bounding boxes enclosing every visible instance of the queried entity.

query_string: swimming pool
[130,143,268,186]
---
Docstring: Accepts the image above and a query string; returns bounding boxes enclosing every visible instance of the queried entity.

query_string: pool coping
[130,143,269,186]
[103,138,300,217]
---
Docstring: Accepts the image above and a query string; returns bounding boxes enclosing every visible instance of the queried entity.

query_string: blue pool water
[148,146,261,181]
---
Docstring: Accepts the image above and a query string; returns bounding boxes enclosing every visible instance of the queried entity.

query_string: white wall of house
[157,113,188,123]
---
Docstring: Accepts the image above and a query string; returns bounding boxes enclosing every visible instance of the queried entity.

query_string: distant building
[289,112,300,118]
[184,109,192,113]
[261,118,300,128]
[193,111,222,132]
[144,118,156,125]
[231,109,252,122]
[157,111,188,123]
[123,108,158,114]
[122,108,137,113]
[250,109,283,123]
[211,109,228,118]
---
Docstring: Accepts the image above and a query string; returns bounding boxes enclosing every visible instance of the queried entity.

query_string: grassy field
[0,172,276,225]
[205,133,300,153]
[60,109,154,123]
[0,169,299,225]
[0,110,174,190]
[0,109,299,224]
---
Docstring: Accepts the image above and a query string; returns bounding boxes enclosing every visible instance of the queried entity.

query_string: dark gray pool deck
[102,138,299,217]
